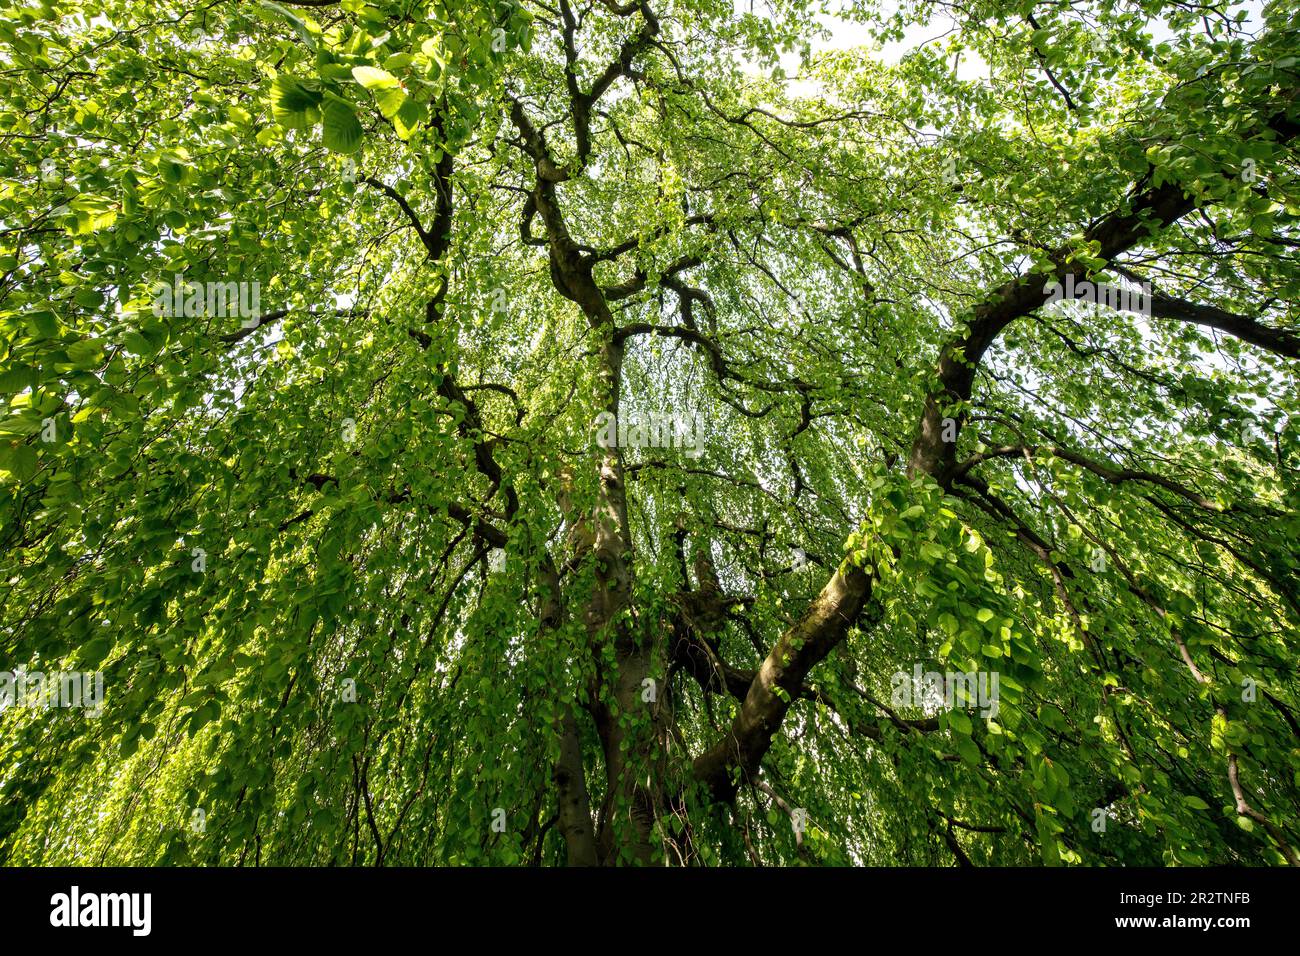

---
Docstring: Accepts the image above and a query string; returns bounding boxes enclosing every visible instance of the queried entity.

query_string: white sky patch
[737,3,990,100]
[744,0,1267,99]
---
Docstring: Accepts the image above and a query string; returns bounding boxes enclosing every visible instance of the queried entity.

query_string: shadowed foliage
[1,0,1298,866]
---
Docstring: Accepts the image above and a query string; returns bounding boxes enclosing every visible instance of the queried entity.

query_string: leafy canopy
[1,0,1299,866]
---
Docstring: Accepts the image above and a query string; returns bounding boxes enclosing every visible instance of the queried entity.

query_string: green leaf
[321,99,363,154]
[0,366,30,393]
[948,709,972,734]
[351,66,399,90]
[375,86,408,121]
[0,443,38,483]
[394,97,427,139]
[25,310,59,338]
[272,75,322,130]
[66,338,104,368]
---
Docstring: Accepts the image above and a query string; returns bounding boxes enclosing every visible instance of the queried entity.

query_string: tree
[1,0,1298,866]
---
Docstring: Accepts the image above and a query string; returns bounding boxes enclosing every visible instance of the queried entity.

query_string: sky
[743,0,1268,93]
